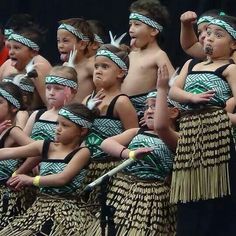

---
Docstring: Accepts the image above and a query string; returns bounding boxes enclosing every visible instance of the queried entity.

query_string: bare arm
[23,110,38,136]
[154,65,179,151]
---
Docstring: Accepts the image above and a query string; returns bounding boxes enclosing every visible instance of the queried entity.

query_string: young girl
[169,14,236,236]
[0,82,35,229]
[92,90,179,235]
[0,22,52,109]
[57,17,95,102]
[0,103,97,236]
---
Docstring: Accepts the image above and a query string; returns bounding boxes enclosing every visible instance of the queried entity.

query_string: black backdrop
[1,0,236,68]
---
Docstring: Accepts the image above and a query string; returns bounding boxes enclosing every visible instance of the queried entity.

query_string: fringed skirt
[78,159,121,235]
[0,185,37,230]
[86,172,177,236]
[0,193,82,236]
[170,108,233,204]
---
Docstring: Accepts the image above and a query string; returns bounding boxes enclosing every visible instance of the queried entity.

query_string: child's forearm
[169,86,192,103]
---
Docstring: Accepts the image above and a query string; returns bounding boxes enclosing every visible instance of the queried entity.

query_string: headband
[96,49,128,74]
[19,79,35,93]
[58,23,89,41]
[94,34,104,44]
[4,28,14,38]
[58,108,92,128]
[129,12,163,32]
[45,76,78,89]
[197,16,214,25]
[209,18,236,39]
[8,33,40,51]
[0,88,21,109]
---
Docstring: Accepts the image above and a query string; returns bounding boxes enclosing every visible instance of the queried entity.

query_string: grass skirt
[0,185,36,230]
[0,193,82,236]
[171,108,232,203]
[86,172,177,236]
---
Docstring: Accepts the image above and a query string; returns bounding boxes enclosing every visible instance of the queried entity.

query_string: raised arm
[154,65,179,151]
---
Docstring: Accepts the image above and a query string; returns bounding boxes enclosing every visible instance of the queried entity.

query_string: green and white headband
[94,34,104,44]
[0,88,20,109]
[4,28,14,38]
[129,12,163,32]
[146,90,157,99]
[96,49,128,74]
[58,23,89,41]
[45,76,78,89]
[58,108,92,128]
[20,79,35,93]
[209,18,236,39]
[197,16,214,25]
[8,33,40,51]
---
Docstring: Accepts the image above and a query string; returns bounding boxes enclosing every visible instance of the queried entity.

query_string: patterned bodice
[124,130,174,181]
[182,59,233,110]
[39,141,87,195]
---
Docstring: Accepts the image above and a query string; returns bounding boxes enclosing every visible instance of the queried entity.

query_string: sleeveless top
[182,59,234,110]
[85,94,127,160]
[39,140,88,195]
[124,129,174,181]
[31,109,57,141]
[0,127,21,183]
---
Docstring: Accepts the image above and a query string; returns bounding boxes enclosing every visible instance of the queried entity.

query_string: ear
[80,127,89,137]
[117,69,126,79]
[150,28,159,37]
[230,40,236,51]
[169,107,179,119]
[78,40,89,50]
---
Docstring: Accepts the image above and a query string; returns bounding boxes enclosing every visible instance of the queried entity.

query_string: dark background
[1,0,236,68]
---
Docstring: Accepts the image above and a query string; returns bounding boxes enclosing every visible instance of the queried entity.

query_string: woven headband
[197,16,214,25]
[96,49,128,74]
[94,34,104,44]
[45,76,78,89]
[209,18,236,39]
[58,23,89,41]
[58,108,92,128]
[0,88,21,109]
[129,12,163,32]
[8,33,40,51]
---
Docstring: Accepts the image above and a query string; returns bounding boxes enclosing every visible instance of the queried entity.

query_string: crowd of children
[0,0,235,235]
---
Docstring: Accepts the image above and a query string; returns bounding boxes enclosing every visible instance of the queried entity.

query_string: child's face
[129,20,154,49]
[197,22,208,45]
[45,83,72,109]
[0,96,11,122]
[57,29,78,62]
[144,98,156,130]
[8,40,34,71]
[203,24,235,58]
[93,56,122,89]
[55,115,82,144]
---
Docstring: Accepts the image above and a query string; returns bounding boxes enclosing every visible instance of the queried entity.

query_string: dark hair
[87,19,107,43]
[58,18,94,43]
[199,9,226,19]
[130,0,169,28]
[97,44,130,70]
[63,103,98,124]
[0,82,23,110]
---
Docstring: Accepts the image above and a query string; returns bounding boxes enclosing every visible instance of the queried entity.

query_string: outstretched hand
[87,89,105,110]
[132,147,153,160]
[190,90,215,104]
[65,45,77,68]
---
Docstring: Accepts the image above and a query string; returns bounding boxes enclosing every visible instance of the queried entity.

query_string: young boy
[122,0,174,118]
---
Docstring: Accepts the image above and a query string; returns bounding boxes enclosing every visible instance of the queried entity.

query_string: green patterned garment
[0,160,19,182]
[183,71,232,110]
[124,131,174,181]
[85,117,123,160]
[39,161,87,195]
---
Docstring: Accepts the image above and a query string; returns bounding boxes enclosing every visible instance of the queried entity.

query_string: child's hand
[139,115,146,127]
[7,174,34,191]
[191,90,215,104]
[157,64,170,89]
[87,89,105,110]
[63,87,73,105]
[180,11,197,25]
[65,45,77,68]
[25,59,39,79]
[0,120,12,134]
[131,147,153,160]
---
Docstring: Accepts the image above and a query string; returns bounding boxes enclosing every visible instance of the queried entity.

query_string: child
[0,103,96,236]
[121,0,174,118]
[57,17,95,102]
[0,82,35,229]
[169,14,236,236]
[0,22,52,109]
[93,90,179,235]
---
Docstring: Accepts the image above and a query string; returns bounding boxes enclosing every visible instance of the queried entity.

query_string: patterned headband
[45,76,78,90]
[209,18,236,39]
[58,108,92,128]
[197,16,214,25]
[8,33,40,51]
[58,23,89,41]
[129,12,163,32]
[20,79,35,93]
[4,28,14,38]
[96,49,128,74]
[94,34,104,44]
[0,88,21,109]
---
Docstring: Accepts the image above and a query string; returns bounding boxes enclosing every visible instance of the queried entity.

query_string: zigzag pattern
[0,160,19,180]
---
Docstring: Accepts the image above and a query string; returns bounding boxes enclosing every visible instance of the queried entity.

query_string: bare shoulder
[34,55,52,70]
[155,49,172,65]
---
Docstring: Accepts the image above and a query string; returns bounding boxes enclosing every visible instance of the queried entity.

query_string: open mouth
[130,37,137,48]
[204,44,213,55]
[10,57,18,67]
[60,52,69,62]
